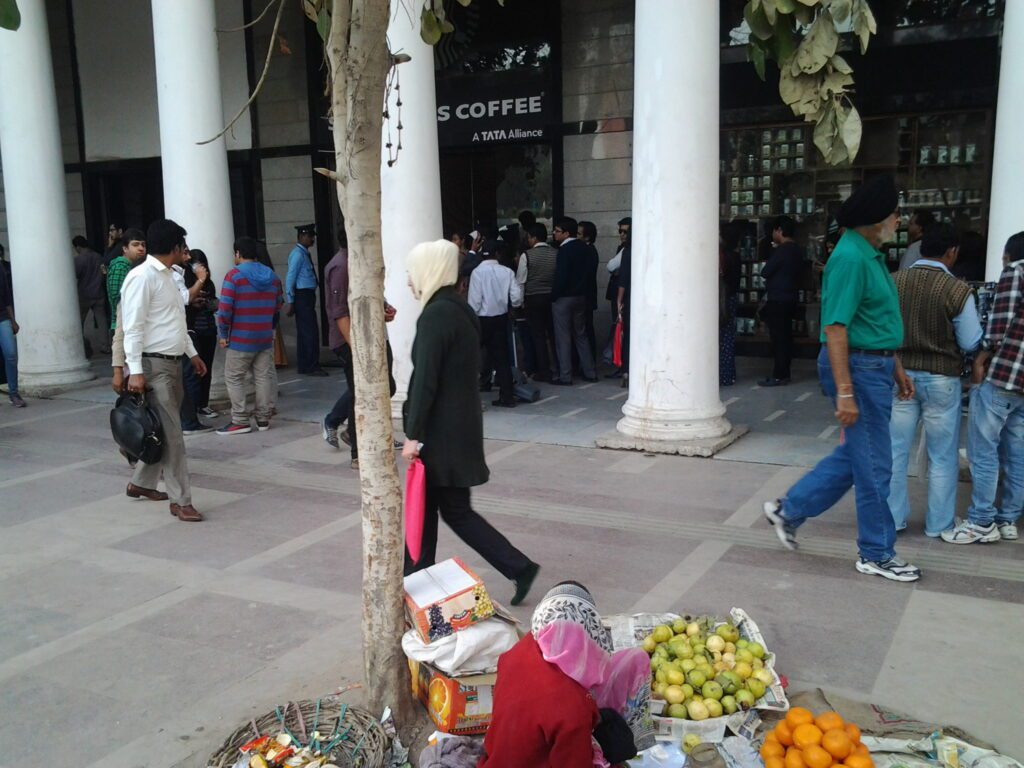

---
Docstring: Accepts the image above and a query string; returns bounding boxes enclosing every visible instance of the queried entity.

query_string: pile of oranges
[760,707,874,768]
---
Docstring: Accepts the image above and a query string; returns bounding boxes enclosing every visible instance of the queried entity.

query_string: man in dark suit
[760,216,804,386]
[550,217,597,385]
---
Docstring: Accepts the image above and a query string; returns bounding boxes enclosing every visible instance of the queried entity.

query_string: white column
[616,0,731,443]
[0,0,92,393]
[987,0,1024,281]
[381,1,443,407]
[151,0,234,282]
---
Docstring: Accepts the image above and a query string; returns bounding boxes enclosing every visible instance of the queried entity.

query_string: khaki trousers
[132,356,191,505]
[224,347,275,425]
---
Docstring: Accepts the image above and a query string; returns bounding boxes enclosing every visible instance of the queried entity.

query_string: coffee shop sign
[437,96,545,142]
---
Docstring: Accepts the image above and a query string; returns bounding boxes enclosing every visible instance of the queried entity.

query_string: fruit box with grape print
[404,558,495,644]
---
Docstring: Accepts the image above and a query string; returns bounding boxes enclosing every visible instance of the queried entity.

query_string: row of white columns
[1,0,1020,442]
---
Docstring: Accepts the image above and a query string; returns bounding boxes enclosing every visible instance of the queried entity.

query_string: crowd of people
[759,175,1023,584]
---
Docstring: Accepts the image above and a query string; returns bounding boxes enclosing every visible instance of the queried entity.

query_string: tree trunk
[328,0,413,723]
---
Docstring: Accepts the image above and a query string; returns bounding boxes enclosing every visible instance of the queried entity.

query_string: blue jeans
[0,319,17,396]
[783,347,897,562]
[889,371,962,536]
[966,381,1024,526]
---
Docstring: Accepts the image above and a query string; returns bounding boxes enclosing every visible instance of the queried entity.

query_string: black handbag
[110,392,164,464]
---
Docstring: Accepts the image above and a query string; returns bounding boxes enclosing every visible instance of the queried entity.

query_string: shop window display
[719,109,993,355]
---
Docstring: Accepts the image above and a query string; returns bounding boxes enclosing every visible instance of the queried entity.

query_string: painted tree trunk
[328,0,413,723]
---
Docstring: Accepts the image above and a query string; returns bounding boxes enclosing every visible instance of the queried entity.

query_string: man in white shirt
[469,239,523,408]
[122,219,208,522]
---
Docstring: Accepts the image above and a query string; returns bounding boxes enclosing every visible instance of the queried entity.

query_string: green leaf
[302,0,320,24]
[772,16,798,63]
[824,0,852,24]
[456,0,473,5]
[794,4,816,25]
[813,100,839,158]
[0,0,21,31]
[779,66,825,118]
[316,7,330,42]
[744,1,774,40]
[762,0,777,25]
[792,8,838,74]
[420,6,442,45]
[796,0,821,4]
[851,0,877,54]
[829,53,853,73]
[749,43,767,80]
[839,102,863,160]
[440,19,454,33]
[775,0,798,12]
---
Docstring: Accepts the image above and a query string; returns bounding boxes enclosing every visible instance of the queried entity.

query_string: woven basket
[207,694,390,768]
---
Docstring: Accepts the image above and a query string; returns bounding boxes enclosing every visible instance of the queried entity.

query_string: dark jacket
[583,242,599,310]
[551,239,592,301]
[0,260,13,311]
[403,286,489,488]
[74,249,105,302]
[761,241,803,303]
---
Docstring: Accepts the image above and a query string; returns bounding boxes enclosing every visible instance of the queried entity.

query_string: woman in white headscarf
[401,240,540,607]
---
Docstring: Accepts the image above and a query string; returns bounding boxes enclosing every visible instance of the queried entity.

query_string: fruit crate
[603,607,790,743]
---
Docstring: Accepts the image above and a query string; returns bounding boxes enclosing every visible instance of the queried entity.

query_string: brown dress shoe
[127,483,169,501]
[169,503,203,522]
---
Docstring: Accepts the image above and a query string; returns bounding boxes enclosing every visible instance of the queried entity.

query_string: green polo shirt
[819,230,903,350]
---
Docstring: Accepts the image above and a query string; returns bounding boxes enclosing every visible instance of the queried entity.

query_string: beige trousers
[131,356,191,505]
[224,347,275,425]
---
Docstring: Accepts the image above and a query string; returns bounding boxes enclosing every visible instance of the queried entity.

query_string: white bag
[402,618,519,677]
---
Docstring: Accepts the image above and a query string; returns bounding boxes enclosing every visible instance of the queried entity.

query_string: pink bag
[405,458,426,564]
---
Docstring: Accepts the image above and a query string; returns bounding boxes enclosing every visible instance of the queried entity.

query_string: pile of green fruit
[643,616,774,721]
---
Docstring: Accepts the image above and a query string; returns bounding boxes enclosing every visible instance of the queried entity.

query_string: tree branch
[198,0,287,146]
[217,0,277,33]
[314,166,345,183]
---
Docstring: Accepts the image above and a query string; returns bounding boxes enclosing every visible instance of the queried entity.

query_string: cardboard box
[404,558,495,644]
[409,658,496,735]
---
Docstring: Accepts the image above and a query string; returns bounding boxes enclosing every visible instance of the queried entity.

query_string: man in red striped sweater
[216,236,284,435]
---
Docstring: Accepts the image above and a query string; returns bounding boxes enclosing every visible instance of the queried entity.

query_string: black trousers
[524,294,556,380]
[764,300,797,380]
[479,314,514,404]
[192,333,217,409]
[294,288,320,373]
[403,485,532,581]
[338,340,395,459]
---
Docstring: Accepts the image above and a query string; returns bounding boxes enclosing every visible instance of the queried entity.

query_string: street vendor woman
[478,582,655,767]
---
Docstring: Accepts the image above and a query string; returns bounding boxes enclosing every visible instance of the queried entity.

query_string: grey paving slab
[129,592,338,663]
[0,464,132,527]
[0,603,81,663]
[0,672,150,765]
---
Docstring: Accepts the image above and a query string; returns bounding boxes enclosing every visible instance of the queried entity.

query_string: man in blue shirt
[889,224,983,539]
[284,223,327,375]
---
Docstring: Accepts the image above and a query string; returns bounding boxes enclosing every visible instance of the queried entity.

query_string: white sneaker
[855,556,921,582]
[763,500,798,551]
[940,520,1001,544]
[996,523,1019,541]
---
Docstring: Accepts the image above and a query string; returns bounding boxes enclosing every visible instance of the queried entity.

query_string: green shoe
[511,563,540,606]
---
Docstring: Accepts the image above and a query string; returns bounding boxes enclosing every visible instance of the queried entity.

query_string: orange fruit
[766,757,786,768]
[776,721,795,747]
[803,744,833,768]
[845,724,862,744]
[822,730,853,760]
[766,731,780,744]
[844,754,873,768]
[785,747,806,768]
[816,712,845,733]
[787,707,815,729]
[853,744,870,758]
[793,723,824,749]
[762,742,786,760]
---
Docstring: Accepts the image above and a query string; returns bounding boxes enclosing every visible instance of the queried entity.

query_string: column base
[18,363,95,397]
[597,423,748,457]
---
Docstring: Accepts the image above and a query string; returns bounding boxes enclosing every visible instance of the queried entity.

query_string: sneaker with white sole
[182,423,215,435]
[855,556,921,582]
[996,522,1019,541]
[216,423,252,436]
[198,406,219,418]
[322,418,339,449]
[763,500,798,551]
[256,421,270,432]
[940,520,1000,544]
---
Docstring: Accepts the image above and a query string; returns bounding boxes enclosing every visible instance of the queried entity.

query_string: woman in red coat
[478,583,653,767]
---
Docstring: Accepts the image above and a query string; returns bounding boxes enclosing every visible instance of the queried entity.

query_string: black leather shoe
[511,563,540,606]
[758,377,791,387]
[492,399,516,408]
[582,375,600,383]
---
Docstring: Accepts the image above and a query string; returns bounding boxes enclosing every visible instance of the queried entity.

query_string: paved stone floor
[0,355,1021,766]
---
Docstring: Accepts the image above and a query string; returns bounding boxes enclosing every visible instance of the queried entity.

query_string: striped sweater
[217,261,284,352]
